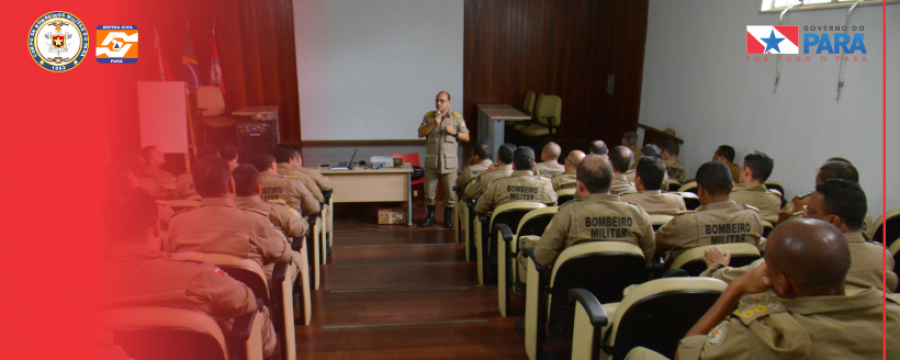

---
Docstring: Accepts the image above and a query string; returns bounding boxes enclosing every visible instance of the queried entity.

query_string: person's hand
[486,164,498,171]
[434,111,444,124]
[446,124,457,134]
[701,247,731,267]
[731,262,771,295]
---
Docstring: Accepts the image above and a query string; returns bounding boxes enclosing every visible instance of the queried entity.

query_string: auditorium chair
[463,194,478,261]
[523,242,649,360]
[677,181,697,194]
[556,189,576,206]
[204,254,300,360]
[764,180,787,208]
[870,208,900,247]
[666,179,683,192]
[304,215,322,290]
[889,241,900,273]
[196,86,237,145]
[676,192,700,211]
[649,214,673,231]
[568,277,727,360]
[667,243,762,276]
[514,93,543,132]
[520,94,562,145]
[474,202,546,285]
[496,206,559,317]
[762,220,775,238]
[454,186,464,244]
[323,189,334,248]
[523,91,537,115]
[99,306,265,360]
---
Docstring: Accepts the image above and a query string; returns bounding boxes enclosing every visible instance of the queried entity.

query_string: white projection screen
[293,0,464,141]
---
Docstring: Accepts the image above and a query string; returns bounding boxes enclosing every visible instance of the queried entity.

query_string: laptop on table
[332,148,359,170]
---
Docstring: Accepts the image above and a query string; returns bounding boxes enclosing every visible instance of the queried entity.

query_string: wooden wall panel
[463,0,649,155]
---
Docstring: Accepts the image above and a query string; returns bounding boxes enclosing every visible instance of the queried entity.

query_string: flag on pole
[152,26,174,81]
[182,23,201,90]
[209,18,225,94]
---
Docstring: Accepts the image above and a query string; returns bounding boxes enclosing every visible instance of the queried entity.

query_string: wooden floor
[293,202,569,359]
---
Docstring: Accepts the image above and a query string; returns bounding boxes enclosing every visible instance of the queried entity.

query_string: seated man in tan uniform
[290,145,332,192]
[233,164,309,240]
[626,144,669,191]
[457,142,493,191]
[141,145,177,189]
[465,143,516,200]
[730,151,781,223]
[101,188,277,357]
[622,157,686,215]
[702,179,897,292]
[609,146,637,196]
[551,150,585,191]
[712,145,741,183]
[474,146,557,214]
[623,131,641,169]
[777,158,858,224]
[175,144,219,201]
[273,144,324,204]
[661,139,687,184]
[221,143,240,171]
[626,219,900,360]
[655,161,764,261]
[535,142,565,179]
[249,148,320,216]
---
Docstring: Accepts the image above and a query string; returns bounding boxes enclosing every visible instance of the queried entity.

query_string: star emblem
[761,30,784,54]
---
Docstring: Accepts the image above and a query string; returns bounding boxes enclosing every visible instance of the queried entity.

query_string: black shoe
[443,208,454,229]
[515,317,526,334]
[419,206,436,227]
[326,246,332,259]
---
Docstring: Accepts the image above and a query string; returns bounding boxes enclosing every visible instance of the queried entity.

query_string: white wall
[293,0,464,141]
[640,0,898,217]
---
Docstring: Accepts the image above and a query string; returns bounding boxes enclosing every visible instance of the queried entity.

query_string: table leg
[492,119,505,157]
[407,173,413,226]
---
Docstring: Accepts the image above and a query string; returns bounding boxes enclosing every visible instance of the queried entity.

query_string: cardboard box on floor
[378,208,406,225]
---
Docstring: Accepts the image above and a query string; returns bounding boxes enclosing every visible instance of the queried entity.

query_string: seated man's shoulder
[163,251,209,264]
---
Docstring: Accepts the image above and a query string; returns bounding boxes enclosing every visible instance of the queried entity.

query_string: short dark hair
[623,131,638,146]
[818,161,859,183]
[103,187,158,237]
[473,142,491,160]
[197,144,220,160]
[291,145,302,157]
[662,140,679,156]
[220,143,239,162]
[498,143,517,164]
[437,91,451,101]
[608,146,633,173]
[193,156,233,197]
[589,140,608,155]
[716,145,736,163]
[816,179,867,231]
[248,148,276,172]
[513,146,536,170]
[696,161,733,196]
[642,144,662,158]
[273,144,295,163]
[827,157,851,164]
[233,164,261,197]
[742,151,774,182]
[636,157,666,191]
[577,155,613,193]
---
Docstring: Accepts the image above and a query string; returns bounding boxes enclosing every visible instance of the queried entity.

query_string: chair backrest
[889,241,900,273]
[649,214,673,231]
[677,181,698,194]
[762,220,775,238]
[196,86,227,117]
[203,254,270,302]
[98,307,228,360]
[531,94,545,122]
[523,91,536,114]
[669,244,762,276]
[666,179,683,192]
[676,192,700,211]
[391,153,421,168]
[490,202,546,254]
[516,207,559,238]
[606,278,727,359]
[535,95,562,127]
[556,189,576,206]
[871,208,900,247]
[764,181,785,197]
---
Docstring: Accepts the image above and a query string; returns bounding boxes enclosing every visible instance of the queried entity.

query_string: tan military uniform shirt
[621,190,686,215]
[464,164,514,199]
[457,159,493,190]
[276,163,325,203]
[293,165,332,192]
[419,111,469,174]
[626,168,670,192]
[174,172,201,200]
[143,167,176,188]
[234,196,309,239]
[629,145,642,170]
[674,289,900,360]
[551,170,577,191]
[663,157,687,184]
[655,201,764,257]
[727,162,742,183]
[474,170,556,213]
[535,160,565,179]
[259,171,320,216]
[729,183,781,223]
[610,174,637,196]
[156,200,174,231]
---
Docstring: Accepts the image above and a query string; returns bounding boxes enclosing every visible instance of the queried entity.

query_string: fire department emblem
[28,12,89,72]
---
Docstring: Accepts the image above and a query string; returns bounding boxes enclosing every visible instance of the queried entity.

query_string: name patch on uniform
[585,216,633,239]
[706,223,752,244]
[560,183,576,190]
[667,167,685,180]
[261,187,283,201]
[507,185,539,201]
[539,170,562,178]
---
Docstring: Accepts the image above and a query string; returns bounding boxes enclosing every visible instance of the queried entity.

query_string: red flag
[152,27,174,81]
[209,23,225,94]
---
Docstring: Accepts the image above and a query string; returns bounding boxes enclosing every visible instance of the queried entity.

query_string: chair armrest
[662,269,689,278]
[322,189,333,203]
[272,261,289,284]
[568,289,608,328]
[523,248,551,273]
[496,224,514,244]
[476,213,489,225]
[290,238,303,251]
[307,216,318,227]
[230,299,263,342]
[466,199,477,210]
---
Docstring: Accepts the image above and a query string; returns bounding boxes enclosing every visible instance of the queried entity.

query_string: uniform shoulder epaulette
[267,199,287,205]
[425,111,436,117]
[735,298,788,325]
[155,200,168,205]
[452,112,462,118]
[166,252,206,262]
[171,208,195,218]
[622,201,643,209]
[794,191,813,200]
[242,208,269,217]
[741,204,761,213]
[558,199,582,209]
[285,175,298,179]
[675,210,696,216]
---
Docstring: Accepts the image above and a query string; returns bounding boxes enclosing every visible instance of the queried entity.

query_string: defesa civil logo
[746,24,867,63]
[96,25,139,64]
[28,11,89,72]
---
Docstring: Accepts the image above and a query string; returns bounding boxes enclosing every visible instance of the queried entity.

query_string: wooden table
[476,104,531,159]
[319,164,415,226]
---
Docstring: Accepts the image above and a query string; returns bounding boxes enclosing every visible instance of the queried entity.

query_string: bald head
[564,150,586,171]
[589,140,608,156]
[609,146,634,174]
[766,219,850,297]
[542,142,562,160]
[576,155,613,194]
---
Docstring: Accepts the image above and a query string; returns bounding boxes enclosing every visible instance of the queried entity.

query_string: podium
[637,124,683,148]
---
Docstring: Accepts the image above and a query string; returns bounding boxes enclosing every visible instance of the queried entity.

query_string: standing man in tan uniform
[608,146,638,196]
[661,139,686,184]
[465,143,516,200]
[249,148,320,216]
[457,142,493,190]
[551,150,585,191]
[777,158,859,224]
[622,131,641,169]
[535,142,565,179]
[655,161,763,261]
[626,219,900,360]
[418,91,470,228]
[712,145,741,183]
[175,144,219,201]
[273,144,325,203]
[474,146,556,214]
[622,157,686,215]
[101,187,277,358]
[730,151,781,223]
[290,145,332,192]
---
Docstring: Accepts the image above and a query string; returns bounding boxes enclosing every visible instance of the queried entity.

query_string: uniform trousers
[424,169,458,208]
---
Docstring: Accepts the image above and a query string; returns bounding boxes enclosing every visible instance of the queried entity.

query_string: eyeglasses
[435,99,449,103]
[802,205,825,217]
